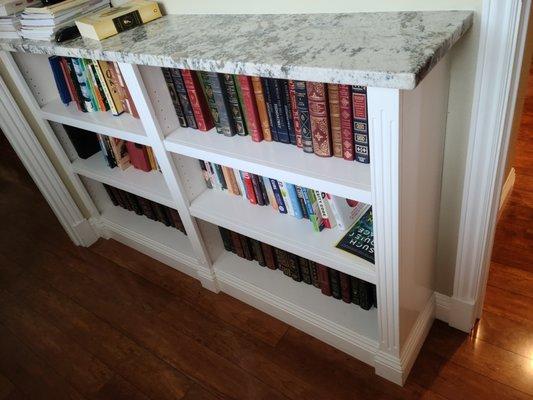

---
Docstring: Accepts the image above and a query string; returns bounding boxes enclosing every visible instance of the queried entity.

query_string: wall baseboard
[435,292,451,323]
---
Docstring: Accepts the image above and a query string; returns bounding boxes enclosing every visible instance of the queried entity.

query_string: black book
[358,280,373,310]
[350,276,360,306]
[287,253,302,282]
[336,207,374,263]
[103,184,119,206]
[125,193,143,215]
[250,174,265,206]
[65,57,87,112]
[329,269,342,300]
[222,74,246,135]
[170,68,197,129]
[309,261,320,288]
[352,85,370,164]
[218,226,234,252]
[249,238,265,266]
[116,189,132,211]
[137,196,157,220]
[162,67,187,127]
[258,176,270,206]
[151,201,171,226]
[372,285,378,308]
[274,248,291,276]
[261,77,278,141]
[270,79,290,144]
[63,125,100,159]
[280,79,296,145]
[298,257,312,284]
[213,163,227,190]
[294,80,313,153]
[240,235,254,261]
[198,71,222,133]
[208,73,234,136]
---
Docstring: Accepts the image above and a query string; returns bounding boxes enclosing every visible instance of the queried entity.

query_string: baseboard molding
[196,266,220,293]
[449,296,477,333]
[435,292,451,323]
[499,167,516,212]
[71,218,99,247]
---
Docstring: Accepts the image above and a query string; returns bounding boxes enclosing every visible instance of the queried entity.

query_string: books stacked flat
[0,0,41,39]
[20,0,110,41]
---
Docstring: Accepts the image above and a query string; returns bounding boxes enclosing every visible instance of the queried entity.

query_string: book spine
[328,84,343,157]
[223,74,246,135]
[308,189,325,231]
[269,179,287,214]
[257,176,270,206]
[208,73,234,136]
[307,82,332,157]
[151,202,171,226]
[230,231,245,258]
[227,167,242,195]
[205,162,219,190]
[162,67,187,127]
[233,169,246,198]
[358,280,373,310]
[93,60,117,115]
[65,58,86,112]
[199,160,212,189]
[82,59,102,111]
[301,187,316,224]
[294,80,313,153]
[298,257,312,284]
[270,79,290,143]
[71,58,95,112]
[168,208,186,234]
[126,193,143,215]
[285,183,303,219]
[287,253,302,282]
[103,184,119,206]
[103,136,117,168]
[278,181,294,216]
[372,285,378,308]
[250,174,264,206]
[338,84,354,160]
[221,166,236,195]
[249,238,265,266]
[125,141,150,172]
[112,62,139,118]
[136,196,156,220]
[57,57,77,107]
[213,164,227,190]
[218,226,234,252]
[241,172,257,204]
[239,235,254,261]
[198,71,221,133]
[234,77,249,135]
[352,85,370,164]
[314,190,331,229]
[251,76,272,141]
[309,261,320,288]
[262,176,278,210]
[237,75,264,142]
[170,69,197,129]
[261,242,277,270]
[288,80,303,148]
[316,264,332,296]
[329,269,342,300]
[181,69,214,132]
[295,186,309,219]
[350,277,360,306]
[280,79,296,145]
[339,272,352,303]
[98,61,124,115]
[89,61,110,111]
[261,77,278,141]
[274,248,291,276]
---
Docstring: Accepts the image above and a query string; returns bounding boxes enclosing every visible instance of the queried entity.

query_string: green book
[234,75,249,135]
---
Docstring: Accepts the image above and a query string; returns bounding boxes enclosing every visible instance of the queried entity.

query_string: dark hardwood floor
[0,76,532,399]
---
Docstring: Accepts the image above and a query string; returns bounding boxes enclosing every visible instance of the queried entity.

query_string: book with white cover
[327,195,370,231]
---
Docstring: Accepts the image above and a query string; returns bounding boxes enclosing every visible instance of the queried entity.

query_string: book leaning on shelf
[48,55,138,118]
[162,67,370,164]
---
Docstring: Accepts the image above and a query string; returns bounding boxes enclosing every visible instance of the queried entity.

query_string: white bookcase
[0,11,471,384]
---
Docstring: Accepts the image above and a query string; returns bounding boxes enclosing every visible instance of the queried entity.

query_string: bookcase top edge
[0,10,473,90]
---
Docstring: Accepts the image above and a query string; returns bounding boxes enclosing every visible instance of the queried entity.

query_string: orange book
[251,76,272,141]
[328,84,343,158]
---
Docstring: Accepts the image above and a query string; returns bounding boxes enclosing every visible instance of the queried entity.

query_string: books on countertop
[0,0,41,39]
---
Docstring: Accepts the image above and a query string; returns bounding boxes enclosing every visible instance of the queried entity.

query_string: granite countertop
[0,11,473,89]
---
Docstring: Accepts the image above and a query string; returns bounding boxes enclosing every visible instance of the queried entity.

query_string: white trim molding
[0,70,98,246]
[451,0,530,332]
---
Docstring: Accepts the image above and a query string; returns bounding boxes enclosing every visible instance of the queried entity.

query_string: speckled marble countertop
[0,11,473,89]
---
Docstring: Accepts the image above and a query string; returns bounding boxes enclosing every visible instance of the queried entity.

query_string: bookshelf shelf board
[190,189,376,284]
[100,204,197,270]
[214,251,378,348]
[165,129,372,203]
[41,99,149,145]
[72,152,174,208]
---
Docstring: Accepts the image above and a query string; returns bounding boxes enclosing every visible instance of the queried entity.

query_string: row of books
[49,55,138,117]
[64,125,159,172]
[103,184,186,235]
[199,159,370,233]
[218,226,377,309]
[162,68,370,164]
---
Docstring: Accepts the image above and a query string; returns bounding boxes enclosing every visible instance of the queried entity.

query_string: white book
[278,181,295,217]
[0,0,40,17]
[326,195,369,231]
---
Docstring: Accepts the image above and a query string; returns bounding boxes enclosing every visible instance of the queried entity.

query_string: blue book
[270,79,290,144]
[49,56,71,105]
[280,80,296,145]
[269,178,287,214]
[285,183,303,219]
[261,77,278,141]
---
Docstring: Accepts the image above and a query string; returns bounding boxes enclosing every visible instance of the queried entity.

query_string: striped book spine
[294,80,313,153]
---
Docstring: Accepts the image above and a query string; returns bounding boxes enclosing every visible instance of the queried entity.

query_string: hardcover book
[306,82,332,157]
[208,72,234,136]
[288,80,303,148]
[223,74,246,135]
[63,58,86,112]
[269,179,287,214]
[167,208,186,234]
[294,80,313,153]
[350,276,360,306]
[250,238,265,266]
[280,79,296,145]
[327,197,370,231]
[111,62,139,118]
[285,183,303,219]
[329,268,342,299]
[162,67,187,127]
[316,263,332,296]
[49,56,71,105]
[231,231,245,258]
[198,71,221,132]
[338,84,354,160]
[309,261,320,288]
[336,207,374,263]
[64,125,100,159]
[234,77,249,134]
[199,160,212,189]
[250,174,265,206]
[261,242,277,270]
[237,75,264,142]
[125,141,151,172]
[240,235,254,261]
[287,252,302,282]
[71,58,95,112]
[327,84,343,157]
[339,272,352,303]
[171,69,197,129]
[99,60,124,115]
[352,85,370,164]
[181,69,215,131]
[261,77,278,141]
[251,76,272,141]
[270,79,290,143]
[257,176,270,206]
[298,257,312,285]
[241,172,257,204]
[358,280,374,310]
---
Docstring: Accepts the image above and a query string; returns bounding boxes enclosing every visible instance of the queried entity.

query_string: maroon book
[180,69,215,131]
[261,242,277,270]
[339,272,352,303]
[316,263,332,296]
[306,82,332,157]
[125,141,151,172]
[230,231,245,258]
[237,75,264,142]
[288,80,303,148]
[167,208,186,234]
[338,84,354,161]
[241,172,257,205]
[59,57,81,111]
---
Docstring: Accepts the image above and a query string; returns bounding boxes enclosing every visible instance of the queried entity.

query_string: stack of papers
[0,0,41,39]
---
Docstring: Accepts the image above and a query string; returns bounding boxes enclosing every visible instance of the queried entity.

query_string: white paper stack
[0,0,41,39]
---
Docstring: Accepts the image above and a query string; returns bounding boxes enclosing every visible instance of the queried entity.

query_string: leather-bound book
[223,74,246,135]
[350,276,360,306]
[352,85,370,164]
[114,188,131,210]
[280,80,296,145]
[103,184,119,206]
[137,196,156,220]
[125,142,151,172]
[241,172,257,204]
[270,79,290,144]
[234,78,249,134]
[309,261,320,288]
[208,72,234,135]
[316,263,332,296]
[126,193,143,215]
[230,231,245,258]
[240,235,254,261]
[358,280,373,310]
[329,269,342,299]
[168,208,186,234]
[339,272,352,303]
[261,77,278,141]
[338,84,354,160]
[181,69,215,132]
[298,257,312,284]
[274,248,291,276]
[198,71,222,133]
[170,68,197,129]
[372,285,378,308]
[151,201,171,226]
[328,84,343,157]
[288,80,303,148]
[162,67,187,127]
[294,80,313,153]
[249,238,265,266]
[237,75,264,142]
[218,226,234,252]
[287,252,302,282]
[251,76,272,141]
[307,82,332,157]
[261,243,277,270]
[250,174,265,206]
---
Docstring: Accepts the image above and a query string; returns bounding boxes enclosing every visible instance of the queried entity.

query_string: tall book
[288,80,303,148]
[329,269,342,299]
[339,272,352,303]
[294,80,313,153]
[64,125,100,159]
[98,60,125,115]
[241,172,257,204]
[328,84,343,157]
[280,79,296,145]
[352,85,370,164]
[231,231,245,258]
[249,238,265,266]
[307,82,332,157]
[181,69,215,132]
[170,68,197,128]
[269,179,287,214]
[70,57,95,112]
[316,263,332,296]
[251,76,272,141]
[358,281,374,310]
[198,71,221,133]
[274,248,291,276]
[261,77,278,141]
[287,253,302,282]
[240,235,254,261]
[208,72,234,136]
[338,84,354,161]
[234,77,249,135]
[250,174,264,206]
[223,74,246,135]
[49,56,71,105]
[162,67,187,127]
[237,75,264,142]
[63,57,86,112]
[309,261,320,288]
[350,276,360,306]
[93,60,120,115]
[218,226,234,252]
[261,242,277,270]
[298,257,312,285]
[269,79,290,144]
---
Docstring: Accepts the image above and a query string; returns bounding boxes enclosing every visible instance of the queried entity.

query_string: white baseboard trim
[499,167,516,211]
[449,296,477,333]
[71,218,99,247]
[196,266,220,293]
[435,292,451,323]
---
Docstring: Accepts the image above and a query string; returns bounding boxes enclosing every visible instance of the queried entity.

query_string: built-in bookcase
[1,23,457,384]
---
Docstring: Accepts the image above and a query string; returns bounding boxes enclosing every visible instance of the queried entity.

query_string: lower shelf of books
[190,188,376,284]
[213,251,378,356]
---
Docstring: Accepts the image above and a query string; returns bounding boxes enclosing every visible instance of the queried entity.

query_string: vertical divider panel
[118,62,219,292]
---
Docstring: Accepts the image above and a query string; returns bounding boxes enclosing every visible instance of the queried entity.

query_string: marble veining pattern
[0,11,473,89]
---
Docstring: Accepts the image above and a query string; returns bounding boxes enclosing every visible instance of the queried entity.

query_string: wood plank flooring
[0,73,532,399]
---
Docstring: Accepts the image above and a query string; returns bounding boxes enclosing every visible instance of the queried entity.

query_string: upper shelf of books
[0,11,473,89]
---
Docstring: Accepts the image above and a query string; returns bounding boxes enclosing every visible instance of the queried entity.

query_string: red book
[125,141,151,172]
[59,58,81,111]
[237,75,263,142]
[316,263,332,296]
[339,272,352,303]
[288,80,302,148]
[261,242,277,270]
[306,82,332,157]
[241,172,257,205]
[181,69,214,132]
[338,85,354,161]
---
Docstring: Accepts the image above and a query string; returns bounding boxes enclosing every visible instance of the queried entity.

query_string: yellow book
[75,0,161,41]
